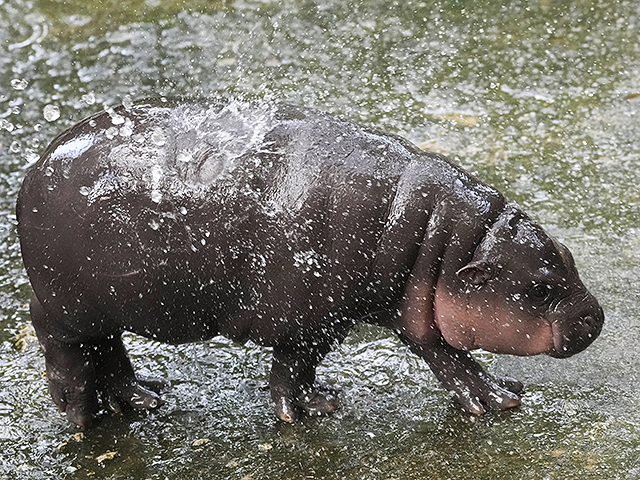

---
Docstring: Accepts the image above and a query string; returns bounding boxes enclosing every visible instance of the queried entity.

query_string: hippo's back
[19,97,422,223]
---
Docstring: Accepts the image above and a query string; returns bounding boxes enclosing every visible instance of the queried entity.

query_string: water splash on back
[73,99,278,204]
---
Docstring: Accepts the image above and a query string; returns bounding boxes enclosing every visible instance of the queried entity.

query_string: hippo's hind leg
[89,334,167,416]
[30,296,99,429]
[270,346,340,423]
[31,296,166,428]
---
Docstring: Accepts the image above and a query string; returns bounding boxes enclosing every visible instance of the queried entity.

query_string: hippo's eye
[528,283,552,303]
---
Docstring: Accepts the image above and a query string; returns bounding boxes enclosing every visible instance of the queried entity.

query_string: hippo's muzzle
[549,294,604,358]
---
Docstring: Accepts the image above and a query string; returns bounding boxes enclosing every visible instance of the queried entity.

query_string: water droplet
[150,164,163,183]
[180,206,188,215]
[151,127,166,147]
[9,141,20,153]
[81,93,96,105]
[43,104,60,122]
[34,123,42,132]
[0,119,15,132]
[105,126,118,139]
[151,190,162,203]
[149,219,160,230]
[79,186,91,196]
[10,78,28,91]
[110,113,125,125]
[119,119,133,137]
[122,95,133,111]
[44,166,54,177]
[177,151,192,163]
[24,150,39,165]
[63,14,91,27]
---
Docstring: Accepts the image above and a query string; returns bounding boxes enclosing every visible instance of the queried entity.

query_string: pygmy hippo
[17,98,604,428]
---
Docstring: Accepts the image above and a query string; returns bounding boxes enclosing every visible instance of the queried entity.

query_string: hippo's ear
[456,261,494,286]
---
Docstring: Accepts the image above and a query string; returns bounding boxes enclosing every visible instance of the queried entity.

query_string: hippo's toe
[299,384,340,417]
[99,376,166,415]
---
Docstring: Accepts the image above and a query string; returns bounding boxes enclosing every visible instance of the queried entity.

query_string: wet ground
[1,0,639,478]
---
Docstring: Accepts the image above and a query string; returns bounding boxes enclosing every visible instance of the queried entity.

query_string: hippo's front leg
[403,336,523,414]
[270,348,339,423]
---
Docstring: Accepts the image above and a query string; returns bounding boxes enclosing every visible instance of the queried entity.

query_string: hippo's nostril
[582,315,597,329]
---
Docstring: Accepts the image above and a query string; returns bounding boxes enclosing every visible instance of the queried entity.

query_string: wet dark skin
[17,98,604,428]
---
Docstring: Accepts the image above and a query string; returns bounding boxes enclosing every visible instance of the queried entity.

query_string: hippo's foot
[270,350,339,423]
[273,384,340,423]
[449,370,523,415]
[91,335,167,418]
[29,297,97,428]
[48,364,166,429]
[97,374,167,416]
[47,340,167,429]
[407,336,523,415]
[441,356,522,414]
[30,297,168,428]
[298,384,340,417]
[45,354,99,430]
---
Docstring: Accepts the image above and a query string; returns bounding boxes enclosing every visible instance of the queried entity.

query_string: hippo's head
[435,206,604,358]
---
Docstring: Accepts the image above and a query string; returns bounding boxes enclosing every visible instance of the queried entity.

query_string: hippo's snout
[550,300,604,359]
